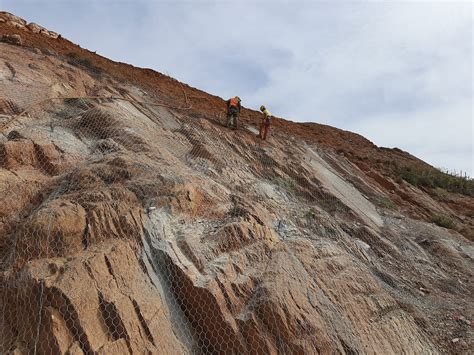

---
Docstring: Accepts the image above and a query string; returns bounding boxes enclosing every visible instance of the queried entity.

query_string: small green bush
[432,187,449,200]
[431,214,456,230]
[304,208,317,219]
[375,197,396,210]
[66,52,102,76]
[273,177,296,191]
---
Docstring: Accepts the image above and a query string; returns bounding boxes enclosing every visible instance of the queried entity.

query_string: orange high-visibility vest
[229,97,240,108]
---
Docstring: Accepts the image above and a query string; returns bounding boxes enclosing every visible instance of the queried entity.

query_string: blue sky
[2,0,473,175]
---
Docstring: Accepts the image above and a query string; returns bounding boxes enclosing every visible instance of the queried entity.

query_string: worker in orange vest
[258,105,271,140]
[226,96,241,130]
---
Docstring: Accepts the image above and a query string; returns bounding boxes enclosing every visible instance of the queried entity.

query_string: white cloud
[2,0,473,174]
[350,98,473,173]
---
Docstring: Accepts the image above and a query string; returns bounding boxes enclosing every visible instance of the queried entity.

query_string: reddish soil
[0,20,472,238]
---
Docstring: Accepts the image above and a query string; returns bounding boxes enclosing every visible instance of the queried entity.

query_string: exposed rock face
[26,23,46,35]
[1,13,473,354]
[2,241,190,354]
[0,12,26,29]
[0,12,59,39]
[0,34,22,45]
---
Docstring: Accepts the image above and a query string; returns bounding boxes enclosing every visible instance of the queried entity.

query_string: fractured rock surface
[0,13,473,354]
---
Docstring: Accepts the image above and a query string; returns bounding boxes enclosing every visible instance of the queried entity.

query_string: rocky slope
[0,12,473,354]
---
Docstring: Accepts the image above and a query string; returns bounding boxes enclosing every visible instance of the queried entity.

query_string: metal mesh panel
[0,89,351,354]
[1,37,473,353]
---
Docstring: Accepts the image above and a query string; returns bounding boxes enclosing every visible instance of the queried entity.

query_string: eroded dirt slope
[1,12,473,354]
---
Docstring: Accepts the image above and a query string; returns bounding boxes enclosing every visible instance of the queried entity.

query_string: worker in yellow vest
[258,105,271,140]
[226,96,241,130]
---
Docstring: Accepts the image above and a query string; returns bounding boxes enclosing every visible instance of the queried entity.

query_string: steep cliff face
[1,12,473,354]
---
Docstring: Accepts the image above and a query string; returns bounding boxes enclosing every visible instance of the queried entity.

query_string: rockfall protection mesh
[0,92,354,354]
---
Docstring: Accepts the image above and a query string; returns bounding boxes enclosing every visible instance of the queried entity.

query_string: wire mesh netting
[0,89,361,354]
[2,10,474,355]
[0,55,396,354]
